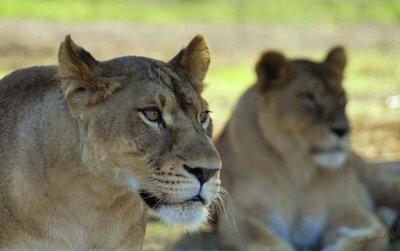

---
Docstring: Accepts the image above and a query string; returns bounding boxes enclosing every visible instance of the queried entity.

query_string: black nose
[331,126,349,137]
[183,165,219,184]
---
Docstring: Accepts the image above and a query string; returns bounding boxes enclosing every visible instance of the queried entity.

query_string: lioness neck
[0,66,146,249]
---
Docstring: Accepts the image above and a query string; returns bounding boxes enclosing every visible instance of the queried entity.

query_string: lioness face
[256,47,350,169]
[58,35,221,229]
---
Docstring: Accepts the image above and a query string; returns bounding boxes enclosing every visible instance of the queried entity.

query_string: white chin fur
[314,151,347,169]
[156,202,208,231]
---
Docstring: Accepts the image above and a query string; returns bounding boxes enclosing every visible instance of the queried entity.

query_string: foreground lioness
[0,35,221,249]
[217,47,391,251]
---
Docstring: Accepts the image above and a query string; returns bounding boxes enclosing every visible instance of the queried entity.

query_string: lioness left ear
[255,51,295,91]
[169,35,211,93]
[324,46,346,73]
[58,35,120,116]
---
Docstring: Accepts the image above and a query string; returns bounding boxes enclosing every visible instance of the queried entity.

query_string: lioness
[0,35,221,249]
[217,47,392,251]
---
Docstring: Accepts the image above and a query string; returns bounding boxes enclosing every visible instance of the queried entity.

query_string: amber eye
[142,109,162,122]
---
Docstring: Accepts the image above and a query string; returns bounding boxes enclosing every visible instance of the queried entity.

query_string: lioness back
[0,35,221,249]
[216,47,389,251]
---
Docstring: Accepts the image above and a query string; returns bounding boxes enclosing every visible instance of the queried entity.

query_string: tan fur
[217,47,390,251]
[0,35,221,249]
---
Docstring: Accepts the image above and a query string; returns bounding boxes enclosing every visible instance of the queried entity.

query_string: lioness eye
[138,108,165,128]
[299,91,315,101]
[143,109,162,122]
[199,111,208,123]
[199,111,211,128]
[298,91,317,106]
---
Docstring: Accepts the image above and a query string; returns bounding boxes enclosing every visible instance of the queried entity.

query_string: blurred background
[0,0,399,249]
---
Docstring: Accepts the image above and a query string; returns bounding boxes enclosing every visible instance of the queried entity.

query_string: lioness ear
[58,35,120,115]
[324,46,346,73]
[255,51,294,91]
[169,35,210,93]
[58,35,99,84]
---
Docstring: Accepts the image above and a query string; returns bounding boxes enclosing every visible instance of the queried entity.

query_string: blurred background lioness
[0,0,399,250]
[216,46,400,251]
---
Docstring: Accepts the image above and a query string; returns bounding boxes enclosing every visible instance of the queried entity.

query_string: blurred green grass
[0,0,399,24]
[202,50,400,127]
[0,70,11,79]
[1,49,398,127]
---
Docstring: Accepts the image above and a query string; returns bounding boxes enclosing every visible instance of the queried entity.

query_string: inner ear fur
[58,35,121,114]
[255,51,295,91]
[169,35,211,93]
[324,46,346,73]
[58,35,98,83]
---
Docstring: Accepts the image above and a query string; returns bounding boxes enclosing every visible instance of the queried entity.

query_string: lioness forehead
[293,60,344,95]
[102,56,205,112]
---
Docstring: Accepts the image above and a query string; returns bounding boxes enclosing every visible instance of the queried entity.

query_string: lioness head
[58,35,221,229]
[255,47,349,169]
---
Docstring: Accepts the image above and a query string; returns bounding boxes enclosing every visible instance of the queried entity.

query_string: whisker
[213,188,239,236]
[154,197,166,208]
[158,67,161,84]
[140,193,158,200]
[147,63,154,80]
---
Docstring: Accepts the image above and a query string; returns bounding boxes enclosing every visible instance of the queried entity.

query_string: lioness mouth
[311,146,343,154]
[186,195,205,204]
[139,191,204,209]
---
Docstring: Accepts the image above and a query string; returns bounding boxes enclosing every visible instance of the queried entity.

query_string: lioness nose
[331,125,349,137]
[183,165,219,184]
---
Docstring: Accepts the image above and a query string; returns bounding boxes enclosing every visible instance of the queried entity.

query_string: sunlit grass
[0,0,399,24]
[346,49,400,96]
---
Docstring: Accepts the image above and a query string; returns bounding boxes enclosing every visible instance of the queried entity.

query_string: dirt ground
[1,19,399,69]
[0,19,399,250]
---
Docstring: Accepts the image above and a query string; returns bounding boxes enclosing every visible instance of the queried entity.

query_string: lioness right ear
[255,51,294,91]
[324,46,346,73]
[58,35,120,116]
[169,35,210,93]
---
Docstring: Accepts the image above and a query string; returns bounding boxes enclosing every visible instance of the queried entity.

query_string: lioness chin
[216,47,394,251]
[0,35,221,249]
